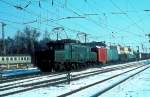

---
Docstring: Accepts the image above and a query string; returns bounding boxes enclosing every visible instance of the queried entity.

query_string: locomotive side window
[27,57,29,60]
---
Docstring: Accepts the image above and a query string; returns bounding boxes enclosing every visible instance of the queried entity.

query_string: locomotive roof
[47,39,80,46]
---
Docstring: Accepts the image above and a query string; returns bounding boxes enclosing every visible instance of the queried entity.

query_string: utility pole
[1,22,6,55]
[84,33,87,43]
[146,33,150,42]
[141,43,144,52]
[136,46,140,61]
[145,33,150,53]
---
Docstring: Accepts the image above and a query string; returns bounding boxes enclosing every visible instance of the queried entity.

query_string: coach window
[24,57,26,60]
[21,57,23,60]
[2,57,4,61]
[27,57,29,60]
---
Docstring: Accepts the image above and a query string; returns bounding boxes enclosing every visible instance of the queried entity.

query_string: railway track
[0,62,143,97]
[0,63,139,88]
[58,65,149,97]
[0,62,139,84]
[0,71,62,84]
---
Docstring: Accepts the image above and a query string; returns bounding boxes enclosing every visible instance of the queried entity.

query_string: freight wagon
[127,53,136,61]
[139,53,150,60]
[107,46,119,62]
[91,46,107,64]
[117,46,131,62]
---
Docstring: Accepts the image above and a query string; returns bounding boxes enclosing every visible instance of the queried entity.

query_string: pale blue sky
[0,0,150,52]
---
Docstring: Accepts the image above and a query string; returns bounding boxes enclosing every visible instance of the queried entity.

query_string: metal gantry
[77,32,89,43]
[52,27,65,40]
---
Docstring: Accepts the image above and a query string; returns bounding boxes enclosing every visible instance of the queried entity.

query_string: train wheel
[71,63,76,70]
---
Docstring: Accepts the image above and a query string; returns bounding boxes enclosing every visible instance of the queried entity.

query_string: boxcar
[140,53,150,60]
[107,46,119,62]
[127,53,136,61]
[92,46,107,64]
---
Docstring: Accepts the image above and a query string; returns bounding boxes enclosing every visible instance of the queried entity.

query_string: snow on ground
[68,66,150,97]
[0,61,139,87]
[5,65,142,97]
[1,60,149,97]
[100,64,150,97]
[1,59,148,78]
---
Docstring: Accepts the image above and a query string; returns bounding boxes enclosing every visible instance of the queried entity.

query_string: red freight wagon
[97,47,107,64]
[91,46,107,64]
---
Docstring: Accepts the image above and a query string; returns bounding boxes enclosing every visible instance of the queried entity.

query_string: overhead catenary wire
[4,0,145,40]
[0,0,148,45]
[27,0,149,42]
[84,0,145,38]
[109,0,146,34]
[0,0,84,38]
[54,0,145,39]
[27,0,94,38]
[0,18,47,35]
[66,0,147,45]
